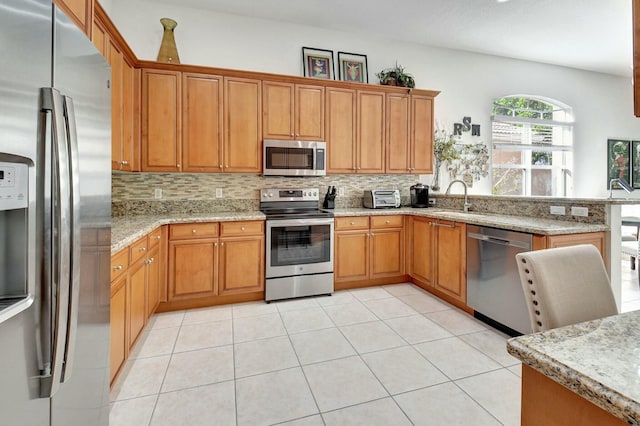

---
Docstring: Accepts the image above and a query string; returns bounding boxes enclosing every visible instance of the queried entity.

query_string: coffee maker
[410,183,429,208]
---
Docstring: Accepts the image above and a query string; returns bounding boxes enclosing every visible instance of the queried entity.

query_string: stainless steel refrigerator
[0,0,111,424]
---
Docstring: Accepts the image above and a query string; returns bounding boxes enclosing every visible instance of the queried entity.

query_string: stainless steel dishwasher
[467,224,533,336]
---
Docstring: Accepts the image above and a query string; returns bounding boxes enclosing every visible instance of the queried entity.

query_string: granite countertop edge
[111,208,609,253]
[506,313,640,425]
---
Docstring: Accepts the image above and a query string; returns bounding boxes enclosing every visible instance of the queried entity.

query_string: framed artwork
[633,140,640,188]
[607,139,631,189]
[337,51,368,83]
[302,47,334,80]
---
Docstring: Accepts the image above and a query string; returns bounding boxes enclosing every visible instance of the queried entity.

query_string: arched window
[492,95,573,196]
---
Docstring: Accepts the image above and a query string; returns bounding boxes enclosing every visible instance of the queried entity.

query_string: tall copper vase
[157,18,180,64]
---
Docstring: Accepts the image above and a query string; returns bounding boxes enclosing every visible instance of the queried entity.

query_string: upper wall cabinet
[224,77,262,173]
[141,69,182,172]
[54,0,92,35]
[262,82,324,141]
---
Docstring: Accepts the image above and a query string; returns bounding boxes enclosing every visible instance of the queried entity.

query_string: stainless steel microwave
[263,140,326,176]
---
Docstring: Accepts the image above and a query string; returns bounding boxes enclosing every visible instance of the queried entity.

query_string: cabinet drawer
[335,216,369,230]
[220,220,264,237]
[130,236,149,264]
[170,222,219,240]
[370,215,403,229]
[110,249,129,282]
[148,227,162,249]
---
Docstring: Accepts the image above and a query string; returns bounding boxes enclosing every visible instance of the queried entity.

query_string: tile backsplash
[112,172,421,216]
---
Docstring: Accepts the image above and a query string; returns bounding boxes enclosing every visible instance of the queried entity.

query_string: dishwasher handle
[467,232,531,250]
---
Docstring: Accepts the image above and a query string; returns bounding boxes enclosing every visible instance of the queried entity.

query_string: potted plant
[432,129,460,191]
[376,63,416,88]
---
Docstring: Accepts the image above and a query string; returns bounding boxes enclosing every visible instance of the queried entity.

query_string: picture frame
[337,51,368,83]
[302,47,334,80]
[632,140,640,188]
[607,138,631,189]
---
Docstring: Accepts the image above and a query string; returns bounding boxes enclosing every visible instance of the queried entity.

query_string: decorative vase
[431,159,441,191]
[157,18,180,64]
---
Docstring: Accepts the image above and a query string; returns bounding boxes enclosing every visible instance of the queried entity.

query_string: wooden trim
[54,0,93,36]
[521,365,627,426]
[93,2,137,66]
[155,291,265,312]
[334,275,409,291]
[410,276,473,313]
[137,60,440,98]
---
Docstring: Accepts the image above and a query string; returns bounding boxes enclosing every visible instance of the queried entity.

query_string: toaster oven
[363,190,401,209]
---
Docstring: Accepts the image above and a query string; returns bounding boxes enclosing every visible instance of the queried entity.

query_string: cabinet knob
[154,235,161,240]
[352,167,356,171]
[226,164,229,168]
[350,221,355,225]
[219,164,223,169]
[139,247,146,252]
[120,160,128,166]
[192,229,197,234]
[220,242,225,247]
[113,265,123,271]
[177,163,181,168]
[214,242,218,247]
[241,226,245,231]
[371,233,375,237]
[149,257,155,264]
[385,220,390,224]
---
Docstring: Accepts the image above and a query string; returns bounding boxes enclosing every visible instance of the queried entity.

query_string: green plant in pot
[376,63,416,88]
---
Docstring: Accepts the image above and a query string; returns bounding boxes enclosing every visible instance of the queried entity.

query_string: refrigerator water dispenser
[0,160,30,319]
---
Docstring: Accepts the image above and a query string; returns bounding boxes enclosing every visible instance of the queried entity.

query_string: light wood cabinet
[335,216,404,283]
[533,232,606,259]
[357,90,385,173]
[168,221,265,301]
[410,94,434,174]
[127,256,146,349]
[409,217,466,303]
[109,274,127,385]
[141,69,182,172]
[224,77,262,172]
[326,87,357,173]
[182,73,224,172]
[54,0,92,35]
[262,82,324,140]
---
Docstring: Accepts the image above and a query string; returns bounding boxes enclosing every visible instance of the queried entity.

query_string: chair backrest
[515,244,618,333]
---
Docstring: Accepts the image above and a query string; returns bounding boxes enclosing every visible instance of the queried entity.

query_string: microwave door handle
[38,88,71,398]
[60,95,80,382]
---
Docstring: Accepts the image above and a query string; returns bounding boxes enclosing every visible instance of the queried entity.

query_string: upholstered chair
[515,244,618,333]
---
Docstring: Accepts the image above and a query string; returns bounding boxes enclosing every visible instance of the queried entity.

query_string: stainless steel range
[261,188,334,302]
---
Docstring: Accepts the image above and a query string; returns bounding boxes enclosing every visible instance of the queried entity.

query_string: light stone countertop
[111,208,609,253]
[507,310,640,425]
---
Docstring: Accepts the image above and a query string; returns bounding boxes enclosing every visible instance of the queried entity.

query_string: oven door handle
[267,218,334,227]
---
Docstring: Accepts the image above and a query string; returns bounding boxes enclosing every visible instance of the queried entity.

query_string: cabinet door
[91,17,107,57]
[224,77,261,172]
[54,0,91,35]
[296,84,324,140]
[263,82,294,139]
[218,236,265,295]
[146,246,160,319]
[409,217,435,285]
[335,231,369,282]
[410,95,434,174]
[386,93,410,173]
[128,260,147,349]
[109,276,127,384]
[169,240,217,300]
[183,73,224,172]
[357,90,385,173]
[326,88,356,173]
[544,232,606,259]
[108,41,123,171]
[120,59,136,171]
[435,221,466,302]
[370,229,404,278]
[142,69,182,172]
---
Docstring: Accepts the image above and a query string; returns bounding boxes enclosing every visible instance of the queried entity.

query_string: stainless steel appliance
[263,139,327,176]
[410,183,430,208]
[261,188,334,301]
[0,1,111,424]
[467,225,533,336]
[363,189,401,209]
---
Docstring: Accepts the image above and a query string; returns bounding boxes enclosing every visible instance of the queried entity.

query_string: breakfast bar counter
[507,310,640,425]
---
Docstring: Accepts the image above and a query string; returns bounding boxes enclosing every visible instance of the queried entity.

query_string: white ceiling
[147,0,633,77]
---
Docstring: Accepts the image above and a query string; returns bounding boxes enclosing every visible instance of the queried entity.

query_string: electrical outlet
[338,187,345,196]
[550,205,565,215]
[215,188,223,199]
[428,198,436,206]
[571,206,589,217]
[154,188,162,199]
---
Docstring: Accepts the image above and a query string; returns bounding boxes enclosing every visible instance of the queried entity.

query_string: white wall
[109,0,640,197]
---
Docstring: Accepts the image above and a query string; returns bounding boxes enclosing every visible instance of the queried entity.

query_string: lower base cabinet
[109,274,127,384]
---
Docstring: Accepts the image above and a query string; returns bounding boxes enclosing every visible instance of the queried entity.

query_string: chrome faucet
[445,179,472,213]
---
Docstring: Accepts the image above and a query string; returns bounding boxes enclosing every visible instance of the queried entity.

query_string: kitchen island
[507,310,640,426]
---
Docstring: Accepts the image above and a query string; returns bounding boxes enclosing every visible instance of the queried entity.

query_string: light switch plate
[571,206,589,217]
[550,205,565,215]
[338,187,345,196]
[216,188,223,198]
[154,188,162,199]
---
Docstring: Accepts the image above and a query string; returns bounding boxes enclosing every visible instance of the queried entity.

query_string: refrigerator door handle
[38,88,72,398]
[61,95,80,382]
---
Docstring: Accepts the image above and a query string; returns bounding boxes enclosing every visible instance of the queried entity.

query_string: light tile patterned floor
[110,283,523,426]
